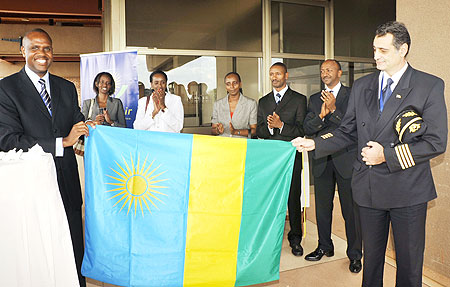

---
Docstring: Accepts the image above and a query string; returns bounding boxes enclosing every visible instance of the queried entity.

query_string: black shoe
[349,259,362,273]
[290,244,303,256]
[304,247,334,261]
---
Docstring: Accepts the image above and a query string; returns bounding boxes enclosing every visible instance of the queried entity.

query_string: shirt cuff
[268,126,274,135]
[55,137,64,157]
[279,122,284,133]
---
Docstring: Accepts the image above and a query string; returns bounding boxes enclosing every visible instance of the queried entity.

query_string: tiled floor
[84,192,443,287]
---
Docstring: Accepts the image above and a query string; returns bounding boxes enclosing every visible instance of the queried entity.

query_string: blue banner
[80,51,139,128]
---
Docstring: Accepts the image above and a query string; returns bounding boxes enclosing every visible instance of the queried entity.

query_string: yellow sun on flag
[106,153,168,217]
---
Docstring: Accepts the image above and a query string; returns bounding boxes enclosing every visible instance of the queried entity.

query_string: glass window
[340,62,377,87]
[126,0,262,52]
[271,3,324,55]
[272,58,322,97]
[137,55,262,130]
[334,0,396,58]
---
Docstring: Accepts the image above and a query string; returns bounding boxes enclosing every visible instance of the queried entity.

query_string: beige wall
[0,24,102,56]
[0,24,102,103]
[0,24,102,79]
[397,1,450,285]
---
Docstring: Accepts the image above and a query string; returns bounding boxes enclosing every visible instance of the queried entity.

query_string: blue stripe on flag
[82,126,193,286]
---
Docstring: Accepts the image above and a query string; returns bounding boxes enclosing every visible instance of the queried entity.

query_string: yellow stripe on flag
[184,135,247,287]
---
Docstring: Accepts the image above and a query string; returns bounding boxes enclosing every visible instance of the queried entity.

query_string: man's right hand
[63,121,89,147]
[291,137,316,152]
[319,102,330,119]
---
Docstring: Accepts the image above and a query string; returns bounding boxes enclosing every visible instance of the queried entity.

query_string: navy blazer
[0,68,85,211]
[304,85,356,179]
[314,66,447,208]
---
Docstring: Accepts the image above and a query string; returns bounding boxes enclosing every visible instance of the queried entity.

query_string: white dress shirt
[378,62,409,99]
[325,81,342,98]
[133,92,184,133]
[24,66,64,157]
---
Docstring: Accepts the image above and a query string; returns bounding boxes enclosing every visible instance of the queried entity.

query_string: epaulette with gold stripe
[394,143,415,169]
[321,133,333,139]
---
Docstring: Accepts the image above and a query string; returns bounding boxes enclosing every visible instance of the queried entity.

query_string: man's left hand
[361,141,386,165]
[267,112,283,129]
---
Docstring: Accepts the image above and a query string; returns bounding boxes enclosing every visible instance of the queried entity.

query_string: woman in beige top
[211,72,257,138]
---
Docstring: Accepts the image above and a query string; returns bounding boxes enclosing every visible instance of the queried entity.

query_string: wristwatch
[237,130,240,135]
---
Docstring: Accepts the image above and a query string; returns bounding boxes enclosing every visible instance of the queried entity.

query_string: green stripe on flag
[235,139,296,286]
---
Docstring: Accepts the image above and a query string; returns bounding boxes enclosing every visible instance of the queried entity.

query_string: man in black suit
[292,22,447,286]
[0,28,91,287]
[257,62,307,256]
[303,59,362,273]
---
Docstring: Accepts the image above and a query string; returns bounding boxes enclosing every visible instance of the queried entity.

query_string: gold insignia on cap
[402,111,417,118]
[409,123,421,133]
[399,117,423,142]
[321,133,333,139]
[395,118,401,134]
[396,94,402,99]
[394,143,415,169]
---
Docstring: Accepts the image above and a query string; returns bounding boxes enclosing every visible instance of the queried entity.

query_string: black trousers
[287,151,303,245]
[314,157,362,260]
[359,203,427,287]
[66,209,86,287]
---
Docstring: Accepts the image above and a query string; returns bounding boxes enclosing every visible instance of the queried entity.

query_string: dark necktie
[38,79,52,115]
[380,78,393,112]
[275,93,282,104]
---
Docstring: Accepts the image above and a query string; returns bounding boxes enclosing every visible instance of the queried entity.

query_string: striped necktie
[275,93,282,104]
[38,78,52,115]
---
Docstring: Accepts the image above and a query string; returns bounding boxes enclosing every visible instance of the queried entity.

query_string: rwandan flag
[82,125,296,287]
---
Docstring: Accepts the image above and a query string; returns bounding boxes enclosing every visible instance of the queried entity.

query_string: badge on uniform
[393,108,427,143]
[321,132,333,139]
[392,108,427,170]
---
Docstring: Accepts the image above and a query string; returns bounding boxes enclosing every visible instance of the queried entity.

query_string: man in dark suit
[257,62,307,256]
[0,28,91,287]
[303,59,362,273]
[293,21,447,286]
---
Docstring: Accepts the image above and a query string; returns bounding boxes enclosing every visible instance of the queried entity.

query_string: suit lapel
[19,69,52,121]
[364,72,380,122]
[106,96,116,116]
[274,88,292,113]
[231,94,244,123]
[374,66,413,138]
[335,86,348,110]
[223,96,231,122]
[49,74,60,123]
[266,91,277,112]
